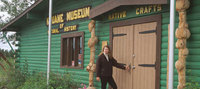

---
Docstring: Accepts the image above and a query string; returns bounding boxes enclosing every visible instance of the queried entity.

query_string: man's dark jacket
[96,54,126,77]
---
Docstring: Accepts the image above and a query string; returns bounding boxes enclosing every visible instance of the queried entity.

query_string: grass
[0,57,13,76]
[0,57,80,89]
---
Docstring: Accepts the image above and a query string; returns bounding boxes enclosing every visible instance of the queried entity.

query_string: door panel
[112,22,157,89]
[113,25,133,89]
[132,22,157,89]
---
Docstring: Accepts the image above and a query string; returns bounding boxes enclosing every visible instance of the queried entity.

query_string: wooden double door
[111,19,161,89]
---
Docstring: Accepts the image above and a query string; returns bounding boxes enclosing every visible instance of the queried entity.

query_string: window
[60,32,84,69]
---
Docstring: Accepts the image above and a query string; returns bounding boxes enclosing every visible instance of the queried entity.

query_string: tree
[0,0,37,49]
[0,0,36,19]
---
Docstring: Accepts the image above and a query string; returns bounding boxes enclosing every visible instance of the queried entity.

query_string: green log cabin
[1,0,200,89]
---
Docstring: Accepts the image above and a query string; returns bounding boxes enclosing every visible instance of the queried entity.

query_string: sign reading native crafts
[136,4,162,15]
[46,6,91,26]
[108,11,126,20]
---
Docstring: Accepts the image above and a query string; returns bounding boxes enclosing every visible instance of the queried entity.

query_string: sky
[0,42,15,51]
[0,1,15,51]
[0,32,16,51]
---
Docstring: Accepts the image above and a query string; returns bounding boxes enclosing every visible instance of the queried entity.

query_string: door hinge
[113,33,127,38]
[138,63,156,69]
[138,61,157,69]
[139,30,156,34]
[138,64,155,67]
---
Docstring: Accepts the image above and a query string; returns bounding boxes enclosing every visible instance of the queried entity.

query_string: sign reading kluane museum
[46,6,91,34]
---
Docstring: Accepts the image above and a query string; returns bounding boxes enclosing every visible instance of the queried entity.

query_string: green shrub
[184,80,200,89]
[184,70,200,89]
[0,57,25,89]
[18,72,79,89]
[0,68,25,89]
[18,72,47,89]
[0,57,14,78]
[0,59,79,89]
[48,72,79,89]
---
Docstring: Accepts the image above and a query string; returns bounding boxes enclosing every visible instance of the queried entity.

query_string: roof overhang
[89,0,168,19]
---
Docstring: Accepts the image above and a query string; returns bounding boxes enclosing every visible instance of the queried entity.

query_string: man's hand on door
[125,65,130,71]
[96,77,100,82]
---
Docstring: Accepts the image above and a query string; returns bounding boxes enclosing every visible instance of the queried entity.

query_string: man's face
[104,47,109,54]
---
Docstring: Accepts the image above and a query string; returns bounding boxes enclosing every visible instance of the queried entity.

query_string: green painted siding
[186,0,200,86]
[160,7,179,89]
[159,0,200,88]
[17,0,106,89]
[15,0,200,89]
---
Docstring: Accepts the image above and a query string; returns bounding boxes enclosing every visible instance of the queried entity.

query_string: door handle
[132,65,135,69]
[128,64,135,70]
[133,54,135,58]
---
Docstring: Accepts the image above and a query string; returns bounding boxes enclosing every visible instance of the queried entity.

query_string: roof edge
[89,0,168,19]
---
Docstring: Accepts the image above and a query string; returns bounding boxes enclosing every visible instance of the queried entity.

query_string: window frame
[60,31,84,69]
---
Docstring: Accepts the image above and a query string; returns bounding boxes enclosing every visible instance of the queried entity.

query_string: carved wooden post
[175,0,190,89]
[86,20,98,89]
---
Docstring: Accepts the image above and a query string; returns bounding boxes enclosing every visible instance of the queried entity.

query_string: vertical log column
[86,20,98,89]
[175,0,190,89]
